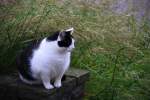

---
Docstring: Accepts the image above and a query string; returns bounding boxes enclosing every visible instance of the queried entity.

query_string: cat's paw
[54,81,62,88]
[44,84,54,89]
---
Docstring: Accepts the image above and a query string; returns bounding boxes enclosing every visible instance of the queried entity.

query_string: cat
[17,27,75,89]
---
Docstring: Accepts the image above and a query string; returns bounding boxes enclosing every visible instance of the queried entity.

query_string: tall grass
[0,0,150,99]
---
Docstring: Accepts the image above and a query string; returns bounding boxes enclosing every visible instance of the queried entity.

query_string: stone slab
[65,68,90,85]
[0,68,89,100]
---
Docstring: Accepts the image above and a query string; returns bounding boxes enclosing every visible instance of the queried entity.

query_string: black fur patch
[58,31,73,47]
[17,39,42,81]
[47,31,73,48]
[46,31,59,41]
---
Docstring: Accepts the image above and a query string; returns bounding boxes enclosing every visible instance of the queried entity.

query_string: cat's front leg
[54,60,70,88]
[54,72,64,88]
[41,73,54,89]
[54,77,62,88]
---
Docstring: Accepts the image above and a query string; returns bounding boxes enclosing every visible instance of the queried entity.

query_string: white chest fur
[30,38,71,80]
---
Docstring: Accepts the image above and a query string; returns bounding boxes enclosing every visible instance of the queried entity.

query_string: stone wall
[0,68,89,100]
[0,0,16,5]
[111,0,150,21]
[77,0,150,21]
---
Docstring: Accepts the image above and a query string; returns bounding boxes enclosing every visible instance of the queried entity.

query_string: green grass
[0,0,150,99]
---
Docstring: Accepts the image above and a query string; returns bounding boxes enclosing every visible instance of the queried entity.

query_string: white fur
[65,27,74,34]
[19,73,40,85]
[21,31,75,89]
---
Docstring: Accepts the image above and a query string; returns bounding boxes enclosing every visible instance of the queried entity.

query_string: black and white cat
[17,28,75,89]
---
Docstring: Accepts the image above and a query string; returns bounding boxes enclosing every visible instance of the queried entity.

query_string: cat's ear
[59,27,74,40]
[65,27,74,35]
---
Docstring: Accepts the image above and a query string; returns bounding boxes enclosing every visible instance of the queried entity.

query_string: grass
[0,0,150,99]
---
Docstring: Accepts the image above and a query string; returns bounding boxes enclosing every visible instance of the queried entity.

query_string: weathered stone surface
[71,85,85,100]
[0,68,89,100]
[0,0,16,5]
[111,0,150,21]
[65,68,90,85]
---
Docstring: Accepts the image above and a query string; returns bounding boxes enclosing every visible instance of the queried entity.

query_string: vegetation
[0,0,150,99]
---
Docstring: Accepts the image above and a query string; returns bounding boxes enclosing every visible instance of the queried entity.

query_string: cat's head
[57,27,75,52]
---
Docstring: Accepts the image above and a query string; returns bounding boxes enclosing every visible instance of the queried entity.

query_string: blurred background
[0,0,150,99]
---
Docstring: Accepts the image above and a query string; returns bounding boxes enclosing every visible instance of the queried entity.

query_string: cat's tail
[19,73,41,85]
